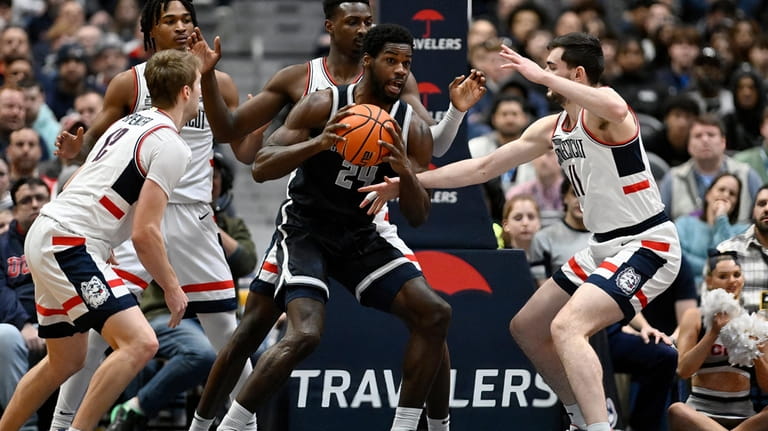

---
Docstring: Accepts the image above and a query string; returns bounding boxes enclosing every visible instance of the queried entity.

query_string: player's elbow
[251,164,269,183]
[676,365,694,380]
[605,102,630,124]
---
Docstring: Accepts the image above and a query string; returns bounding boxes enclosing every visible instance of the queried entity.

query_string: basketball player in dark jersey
[187,2,484,430]
[191,23,445,431]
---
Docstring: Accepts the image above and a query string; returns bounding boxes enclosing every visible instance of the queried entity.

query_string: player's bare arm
[132,179,187,328]
[56,69,134,161]
[360,114,556,214]
[251,91,353,182]
[381,116,431,227]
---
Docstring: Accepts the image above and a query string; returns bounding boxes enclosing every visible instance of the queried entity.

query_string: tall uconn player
[362,32,682,431]
[51,0,257,429]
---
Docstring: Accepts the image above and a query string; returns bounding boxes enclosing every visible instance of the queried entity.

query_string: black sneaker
[106,403,148,431]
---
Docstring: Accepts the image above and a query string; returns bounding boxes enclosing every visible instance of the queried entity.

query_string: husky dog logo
[81,276,109,308]
[616,267,641,295]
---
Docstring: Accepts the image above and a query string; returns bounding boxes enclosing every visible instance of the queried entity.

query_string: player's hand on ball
[319,105,355,151]
[359,176,401,215]
[379,122,410,174]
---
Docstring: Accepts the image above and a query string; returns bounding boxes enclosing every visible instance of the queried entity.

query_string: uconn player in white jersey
[0,50,197,431]
[50,1,257,429]
[361,33,682,431]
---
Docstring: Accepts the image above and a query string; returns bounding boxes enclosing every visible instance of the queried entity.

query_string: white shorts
[250,206,420,293]
[112,201,236,313]
[26,216,136,338]
[552,219,681,320]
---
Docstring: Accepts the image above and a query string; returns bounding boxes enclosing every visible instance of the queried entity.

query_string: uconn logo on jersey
[553,138,586,164]
[6,255,28,278]
[186,105,207,130]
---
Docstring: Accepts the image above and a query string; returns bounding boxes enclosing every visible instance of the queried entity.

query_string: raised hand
[54,127,84,160]
[188,27,221,74]
[499,44,547,85]
[359,176,401,215]
[448,69,487,112]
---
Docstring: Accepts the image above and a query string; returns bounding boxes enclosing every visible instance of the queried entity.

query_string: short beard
[547,90,565,107]
[371,73,400,104]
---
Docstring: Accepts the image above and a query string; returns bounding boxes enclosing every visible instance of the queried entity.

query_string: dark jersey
[287,83,414,227]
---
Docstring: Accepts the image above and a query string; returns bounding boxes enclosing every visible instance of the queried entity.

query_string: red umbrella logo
[415,251,492,295]
[417,82,441,108]
[412,9,444,38]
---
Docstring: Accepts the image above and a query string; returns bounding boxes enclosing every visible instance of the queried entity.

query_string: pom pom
[719,313,768,367]
[700,289,742,331]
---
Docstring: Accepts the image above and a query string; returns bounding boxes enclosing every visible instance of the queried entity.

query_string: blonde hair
[144,50,201,109]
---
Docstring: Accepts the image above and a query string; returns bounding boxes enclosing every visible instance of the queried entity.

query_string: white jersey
[41,108,190,247]
[132,62,212,204]
[304,57,363,95]
[552,109,664,234]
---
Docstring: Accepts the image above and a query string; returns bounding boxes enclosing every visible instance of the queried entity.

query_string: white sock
[565,403,587,429]
[125,397,143,414]
[218,400,255,431]
[391,407,422,431]
[586,422,611,431]
[67,428,82,431]
[427,415,450,431]
[189,412,214,431]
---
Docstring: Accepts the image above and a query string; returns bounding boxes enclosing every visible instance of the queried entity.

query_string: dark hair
[506,2,548,36]
[140,0,198,52]
[213,152,234,194]
[706,250,740,275]
[662,94,700,118]
[486,94,530,127]
[10,176,49,207]
[547,32,604,85]
[691,113,725,135]
[323,0,369,19]
[699,172,741,224]
[362,23,413,59]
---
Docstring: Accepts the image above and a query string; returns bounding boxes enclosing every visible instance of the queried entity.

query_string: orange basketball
[334,104,394,167]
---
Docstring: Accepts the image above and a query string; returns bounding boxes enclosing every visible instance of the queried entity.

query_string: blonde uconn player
[0,50,197,431]
[50,1,257,429]
[361,33,682,431]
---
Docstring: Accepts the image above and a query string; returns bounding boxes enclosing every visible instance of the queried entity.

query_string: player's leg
[550,283,624,428]
[49,329,110,430]
[218,294,326,431]
[192,289,281,421]
[509,277,575,401]
[387,277,451,431]
[668,402,727,431]
[734,406,768,431]
[71,306,158,430]
[0,333,88,430]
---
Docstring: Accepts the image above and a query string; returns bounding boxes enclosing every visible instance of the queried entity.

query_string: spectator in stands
[0,177,50,431]
[0,208,11,234]
[467,16,497,56]
[18,78,58,156]
[468,94,531,222]
[0,26,30,83]
[655,25,700,96]
[503,2,548,49]
[111,0,142,43]
[723,65,765,151]
[4,57,33,88]
[496,194,541,258]
[660,114,761,224]
[0,156,11,210]
[42,42,99,119]
[747,36,768,85]
[90,32,128,90]
[717,185,768,311]
[734,107,768,185]
[668,251,768,430]
[675,172,750,287]
[74,24,102,59]
[685,47,735,117]
[553,10,585,37]
[6,128,50,188]
[212,151,257,284]
[644,94,700,167]
[609,35,666,119]
[0,86,28,153]
[506,149,563,225]
[467,37,516,139]
[73,90,103,129]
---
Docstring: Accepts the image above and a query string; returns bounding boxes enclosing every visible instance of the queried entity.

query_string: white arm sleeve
[429,103,466,158]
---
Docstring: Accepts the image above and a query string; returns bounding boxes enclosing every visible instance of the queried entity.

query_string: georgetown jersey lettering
[286,83,413,227]
[551,109,664,234]
[132,62,213,204]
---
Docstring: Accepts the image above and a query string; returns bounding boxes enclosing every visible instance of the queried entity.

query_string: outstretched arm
[360,114,556,212]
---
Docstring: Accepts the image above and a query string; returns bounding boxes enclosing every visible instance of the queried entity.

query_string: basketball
[334,104,395,167]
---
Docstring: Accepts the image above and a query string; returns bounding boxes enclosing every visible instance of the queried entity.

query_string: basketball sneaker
[106,402,147,431]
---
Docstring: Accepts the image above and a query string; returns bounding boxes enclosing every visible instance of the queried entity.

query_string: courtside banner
[288,249,562,430]
[380,0,497,250]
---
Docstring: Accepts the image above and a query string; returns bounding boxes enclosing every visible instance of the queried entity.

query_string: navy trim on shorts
[185,297,238,316]
[593,212,669,243]
[552,268,579,295]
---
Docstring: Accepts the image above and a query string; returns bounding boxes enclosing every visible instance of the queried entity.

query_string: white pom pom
[720,313,768,367]
[700,289,742,330]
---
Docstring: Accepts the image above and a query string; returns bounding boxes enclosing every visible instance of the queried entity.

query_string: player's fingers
[449,75,465,88]
[214,36,221,54]
[359,191,378,208]
[327,122,349,133]
[76,126,84,140]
